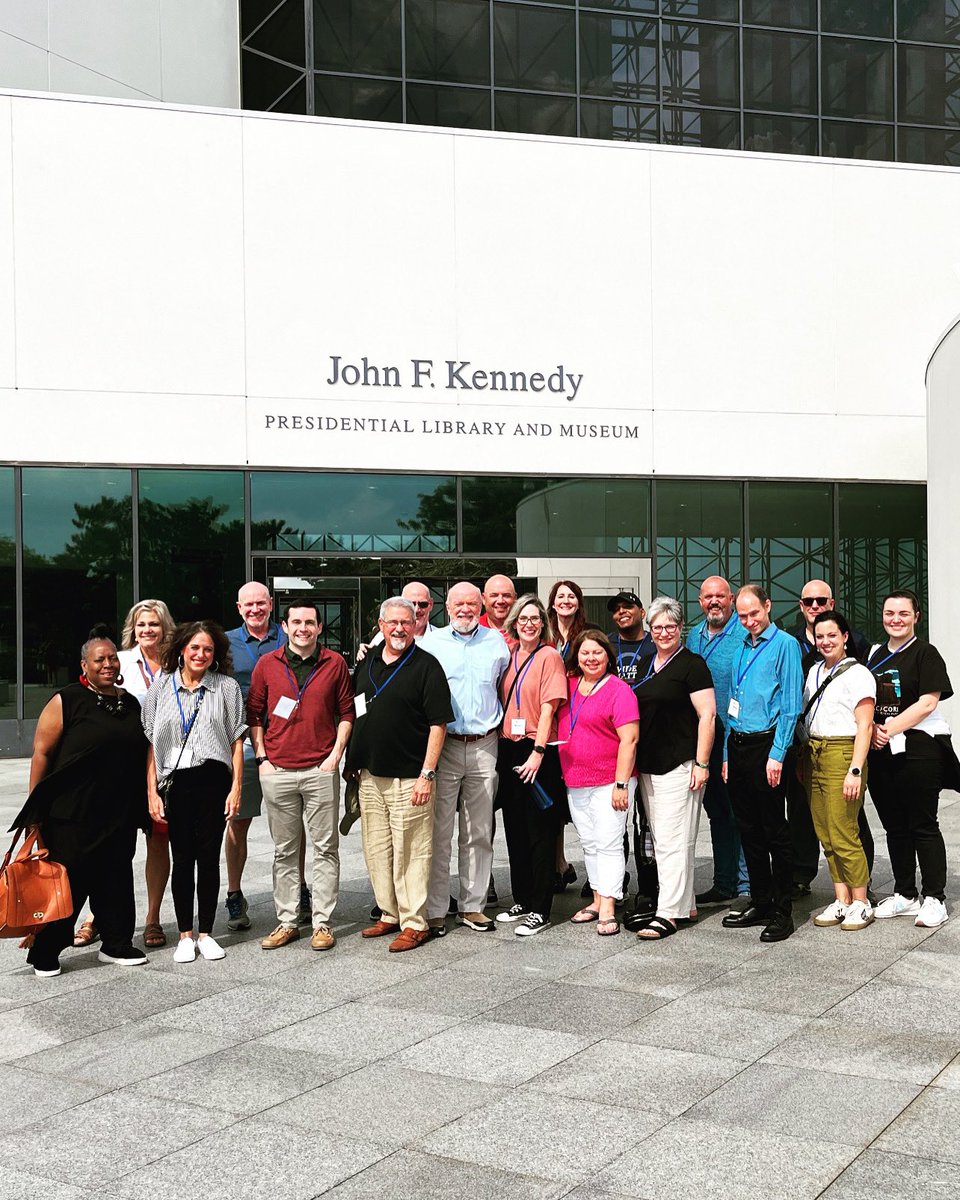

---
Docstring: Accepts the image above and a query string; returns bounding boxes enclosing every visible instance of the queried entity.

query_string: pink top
[557,674,639,788]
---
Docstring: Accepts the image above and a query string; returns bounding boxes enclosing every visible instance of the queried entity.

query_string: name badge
[511,718,526,737]
[273,695,297,720]
[355,693,368,718]
[727,698,740,719]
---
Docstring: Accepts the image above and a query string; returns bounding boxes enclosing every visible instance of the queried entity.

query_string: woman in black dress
[14,627,150,977]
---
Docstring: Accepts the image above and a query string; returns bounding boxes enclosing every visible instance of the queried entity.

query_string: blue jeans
[704,743,749,896]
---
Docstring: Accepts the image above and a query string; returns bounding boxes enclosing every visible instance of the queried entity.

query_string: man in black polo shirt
[348,596,453,953]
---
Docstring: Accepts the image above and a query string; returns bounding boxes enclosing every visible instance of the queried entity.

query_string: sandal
[597,917,620,936]
[143,922,167,948]
[636,916,677,941]
[73,919,99,948]
[570,907,600,924]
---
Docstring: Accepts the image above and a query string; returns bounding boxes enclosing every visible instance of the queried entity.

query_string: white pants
[639,762,703,921]
[568,781,634,899]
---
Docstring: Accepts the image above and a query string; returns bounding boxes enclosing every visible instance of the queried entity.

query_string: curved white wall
[926,317,960,694]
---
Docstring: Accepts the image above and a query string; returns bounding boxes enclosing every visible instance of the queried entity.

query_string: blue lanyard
[735,629,779,692]
[370,644,415,698]
[699,624,730,662]
[867,637,916,674]
[283,657,321,704]
[557,637,568,659]
[569,675,606,734]
[635,647,682,688]
[171,674,204,739]
[512,647,540,711]
[617,635,646,676]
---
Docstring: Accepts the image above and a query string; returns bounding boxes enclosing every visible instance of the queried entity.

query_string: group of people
[14,568,956,977]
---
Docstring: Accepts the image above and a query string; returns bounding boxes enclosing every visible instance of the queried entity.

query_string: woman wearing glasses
[632,597,716,940]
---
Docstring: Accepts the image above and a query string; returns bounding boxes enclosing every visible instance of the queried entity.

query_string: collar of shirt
[243,621,281,646]
[175,667,224,692]
[283,644,321,686]
[431,622,510,734]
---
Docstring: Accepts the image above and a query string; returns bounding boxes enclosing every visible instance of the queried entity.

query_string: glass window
[822,37,894,121]
[581,99,658,140]
[898,124,960,165]
[21,468,133,719]
[313,0,402,75]
[243,0,306,65]
[242,0,287,41]
[406,0,490,85]
[655,480,743,617]
[493,4,576,93]
[743,29,817,113]
[898,2,960,47]
[314,75,403,121]
[241,49,303,110]
[747,481,832,626]
[821,0,893,38]
[743,112,819,154]
[662,22,740,107]
[822,119,895,160]
[271,76,308,113]
[494,91,578,134]
[663,105,741,147]
[663,0,739,18]
[579,14,657,99]
[407,83,491,128]
[581,0,658,11]
[899,45,960,128]
[0,468,15,721]
[837,483,927,643]
[138,471,245,627]
[252,472,457,553]
[743,0,817,29]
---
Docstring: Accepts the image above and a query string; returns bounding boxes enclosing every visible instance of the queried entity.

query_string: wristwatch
[614,781,629,790]
[847,766,862,777]
[533,744,546,754]
[255,756,268,766]
[420,768,437,781]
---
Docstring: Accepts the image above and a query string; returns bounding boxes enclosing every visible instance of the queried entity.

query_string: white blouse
[803,659,876,739]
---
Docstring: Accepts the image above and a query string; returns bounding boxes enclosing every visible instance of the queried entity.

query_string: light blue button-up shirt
[686,612,747,730]
[226,621,287,701]
[725,623,803,762]
[428,623,511,735]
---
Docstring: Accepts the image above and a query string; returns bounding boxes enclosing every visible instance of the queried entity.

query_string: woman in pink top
[558,631,640,935]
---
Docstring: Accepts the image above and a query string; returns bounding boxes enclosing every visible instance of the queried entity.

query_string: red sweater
[247,647,354,769]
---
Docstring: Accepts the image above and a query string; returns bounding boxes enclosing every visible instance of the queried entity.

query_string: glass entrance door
[267,567,362,664]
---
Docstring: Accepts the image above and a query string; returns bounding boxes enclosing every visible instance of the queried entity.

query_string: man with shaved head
[479,574,517,638]
[425,582,511,934]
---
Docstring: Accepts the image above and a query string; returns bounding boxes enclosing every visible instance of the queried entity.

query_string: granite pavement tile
[931,1050,960,1089]
[451,937,624,981]
[0,1169,96,1199]
[819,1148,960,1198]
[828,980,960,1036]
[483,981,664,1036]
[564,948,735,999]
[690,955,883,1016]
[616,996,805,1061]
[0,1062,109,1132]
[361,964,543,1017]
[419,1089,665,1184]
[151,980,341,1043]
[874,1088,960,1164]
[391,1018,590,1086]
[319,1148,568,1199]
[875,947,960,992]
[529,1039,744,1114]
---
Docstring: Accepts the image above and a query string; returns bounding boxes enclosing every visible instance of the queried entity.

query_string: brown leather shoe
[310,925,336,951]
[260,924,300,950]
[361,919,401,939]
[388,928,430,953]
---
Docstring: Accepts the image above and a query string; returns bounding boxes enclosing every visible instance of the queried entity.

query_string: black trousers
[628,805,659,903]
[28,823,137,970]
[167,760,231,934]
[497,739,563,919]
[868,735,947,901]
[788,767,875,884]
[727,732,794,913]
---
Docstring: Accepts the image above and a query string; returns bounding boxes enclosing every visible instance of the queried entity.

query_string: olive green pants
[804,736,869,889]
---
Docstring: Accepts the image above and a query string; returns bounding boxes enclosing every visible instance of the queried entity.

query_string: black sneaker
[515,913,548,937]
[486,879,499,907]
[225,890,251,931]
[580,880,593,899]
[98,946,147,967]
[298,885,312,925]
[29,957,61,977]
[554,865,577,893]
[448,895,458,916]
[791,882,812,899]
[695,887,736,907]
[370,904,382,921]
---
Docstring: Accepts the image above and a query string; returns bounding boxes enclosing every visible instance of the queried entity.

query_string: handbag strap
[800,659,857,726]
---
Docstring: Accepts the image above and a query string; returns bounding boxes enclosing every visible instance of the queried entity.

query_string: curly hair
[162,620,233,676]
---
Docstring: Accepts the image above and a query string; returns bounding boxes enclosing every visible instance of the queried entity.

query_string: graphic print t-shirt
[867,639,952,723]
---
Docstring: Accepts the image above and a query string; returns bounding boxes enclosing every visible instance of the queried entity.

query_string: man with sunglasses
[359,581,438,657]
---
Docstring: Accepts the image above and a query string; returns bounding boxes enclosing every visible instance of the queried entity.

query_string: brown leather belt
[448,729,497,743]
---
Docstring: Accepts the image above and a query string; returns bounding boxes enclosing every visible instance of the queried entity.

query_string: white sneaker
[515,913,548,937]
[874,893,922,919]
[496,904,526,924]
[915,896,949,928]
[197,935,225,960]
[173,937,197,963]
[813,900,847,927]
[841,900,874,931]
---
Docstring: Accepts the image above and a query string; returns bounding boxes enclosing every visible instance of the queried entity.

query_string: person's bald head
[800,578,834,628]
[401,581,433,636]
[698,576,735,629]
[482,574,516,629]
[236,581,273,636]
[447,582,482,634]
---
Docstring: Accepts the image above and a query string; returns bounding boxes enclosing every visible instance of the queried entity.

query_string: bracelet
[695,761,709,769]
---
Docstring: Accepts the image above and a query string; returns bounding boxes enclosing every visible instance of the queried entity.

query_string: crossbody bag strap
[800,659,857,725]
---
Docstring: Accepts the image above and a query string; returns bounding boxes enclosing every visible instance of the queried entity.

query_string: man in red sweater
[247,603,354,952]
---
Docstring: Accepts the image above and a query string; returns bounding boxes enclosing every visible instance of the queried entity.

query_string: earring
[79,672,89,687]
[116,673,124,685]
[178,654,185,669]
[211,660,219,673]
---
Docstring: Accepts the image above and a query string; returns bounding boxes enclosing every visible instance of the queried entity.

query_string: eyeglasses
[800,596,831,608]
[516,616,542,625]
[383,619,413,628]
[650,623,679,635]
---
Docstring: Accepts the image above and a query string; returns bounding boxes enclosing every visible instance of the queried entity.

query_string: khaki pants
[261,765,340,927]
[805,736,869,888]
[359,771,434,931]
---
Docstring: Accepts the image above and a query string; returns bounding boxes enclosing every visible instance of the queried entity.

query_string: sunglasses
[412,601,431,609]
[800,596,831,607]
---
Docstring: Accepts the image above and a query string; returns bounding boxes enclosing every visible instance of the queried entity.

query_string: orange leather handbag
[0,829,73,938]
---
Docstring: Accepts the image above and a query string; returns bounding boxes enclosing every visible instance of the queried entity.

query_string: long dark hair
[548,579,586,649]
[162,620,233,675]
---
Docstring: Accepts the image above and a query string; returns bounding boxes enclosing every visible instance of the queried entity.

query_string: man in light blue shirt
[426,582,510,934]
[721,584,803,943]
[685,576,750,907]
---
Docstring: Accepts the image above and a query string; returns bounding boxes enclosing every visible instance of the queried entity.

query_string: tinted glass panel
[580,14,657,99]
[494,91,578,134]
[748,481,832,625]
[822,37,894,120]
[655,480,743,616]
[407,83,491,128]
[493,4,576,92]
[663,1,739,17]
[313,0,402,74]
[406,0,490,85]
[663,105,741,146]
[315,75,403,121]
[899,45,960,127]
[245,0,306,65]
[581,99,658,139]
[743,29,816,113]
[252,472,457,553]
[821,0,893,38]
[21,468,133,719]
[898,124,960,164]
[662,22,740,106]
[241,49,302,109]
[822,119,895,159]
[898,1,960,46]
[271,75,308,112]
[0,468,15,721]
[743,112,818,153]
[743,0,817,29]
[242,0,286,40]
[581,0,658,10]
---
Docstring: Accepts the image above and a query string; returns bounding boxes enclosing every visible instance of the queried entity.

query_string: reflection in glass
[898,124,960,164]
[743,112,818,153]
[662,22,740,107]
[821,0,893,39]
[271,77,308,113]
[822,37,894,121]
[406,0,490,85]
[898,1,960,47]
[581,99,658,140]
[899,45,960,127]
[822,119,894,160]
[655,480,742,616]
[743,29,816,113]
[493,4,576,93]
[241,49,303,110]
[579,15,657,99]
[516,479,651,556]
[313,0,403,74]
[663,105,740,147]
[743,0,817,29]
[0,469,15,720]
[244,0,306,66]
[663,0,739,18]
[748,481,831,625]
[314,75,404,121]
[494,91,577,134]
[407,83,491,129]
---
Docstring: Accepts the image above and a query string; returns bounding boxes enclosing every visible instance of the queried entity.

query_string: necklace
[83,680,127,716]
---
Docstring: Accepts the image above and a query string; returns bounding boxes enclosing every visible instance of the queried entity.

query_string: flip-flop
[73,920,99,948]
[570,907,600,924]
[597,917,620,936]
[636,916,677,940]
[143,922,167,948]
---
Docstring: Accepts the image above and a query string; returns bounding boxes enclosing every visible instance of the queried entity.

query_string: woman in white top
[799,611,876,931]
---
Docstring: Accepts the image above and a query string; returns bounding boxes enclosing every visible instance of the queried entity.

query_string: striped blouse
[140,669,247,777]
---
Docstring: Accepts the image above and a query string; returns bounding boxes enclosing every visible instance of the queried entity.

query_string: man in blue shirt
[426,582,510,934]
[225,580,287,930]
[686,576,750,908]
[722,584,803,942]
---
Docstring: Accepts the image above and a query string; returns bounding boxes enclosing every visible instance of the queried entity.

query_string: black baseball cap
[607,590,644,612]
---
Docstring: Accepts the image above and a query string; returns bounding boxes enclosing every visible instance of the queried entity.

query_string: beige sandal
[73,919,99,947]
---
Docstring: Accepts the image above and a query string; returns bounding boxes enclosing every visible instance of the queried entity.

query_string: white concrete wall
[926,316,960,700]
[2,91,960,478]
[0,1,239,107]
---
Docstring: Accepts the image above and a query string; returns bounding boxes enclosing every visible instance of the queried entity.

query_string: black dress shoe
[790,882,812,899]
[696,887,736,907]
[760,910,795,942]
[722,905,771,929]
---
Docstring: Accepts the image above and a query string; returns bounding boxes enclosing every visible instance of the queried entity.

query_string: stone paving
[0,756,959,1199]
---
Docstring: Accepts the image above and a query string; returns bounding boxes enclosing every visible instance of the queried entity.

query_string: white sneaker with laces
[915,896,949,928]
[874,893,922,919]
[197,935,226,960]
[840,900,874,931]
[813,900,847,927]
[173,937,197,963]
[515,913,548,937]
[496,904,526,924]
